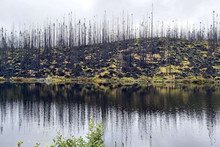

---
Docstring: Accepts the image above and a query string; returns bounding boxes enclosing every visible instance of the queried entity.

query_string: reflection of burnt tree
[205,89,217,146]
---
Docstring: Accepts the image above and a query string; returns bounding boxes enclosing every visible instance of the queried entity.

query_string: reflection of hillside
[0,83,219,146]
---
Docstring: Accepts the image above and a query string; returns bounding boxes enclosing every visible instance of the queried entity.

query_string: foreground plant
[18,118,105,147]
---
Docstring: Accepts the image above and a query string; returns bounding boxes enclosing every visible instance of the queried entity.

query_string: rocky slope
[0,37,219,79]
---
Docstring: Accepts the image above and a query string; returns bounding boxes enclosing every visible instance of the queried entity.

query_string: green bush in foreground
[18,118,105,147]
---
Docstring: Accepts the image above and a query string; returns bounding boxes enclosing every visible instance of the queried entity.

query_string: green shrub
[50,118,105,147]
[18,118,105,147]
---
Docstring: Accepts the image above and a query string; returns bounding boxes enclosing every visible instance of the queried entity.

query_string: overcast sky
[0,0,219,28]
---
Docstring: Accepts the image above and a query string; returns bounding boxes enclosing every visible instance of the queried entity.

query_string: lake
[0,83,220,147]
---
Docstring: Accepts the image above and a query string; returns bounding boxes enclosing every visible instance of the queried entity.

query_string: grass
[0,75,218,86]
[120,77,136,85]
[110,77,120,83]
[92,77,108,84]
[153,76,164,83]
[11,77,38,83]
[0,77,7,81]
[137,76,151,83]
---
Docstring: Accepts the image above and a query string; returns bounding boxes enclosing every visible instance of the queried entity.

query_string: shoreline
[0,76,220,86]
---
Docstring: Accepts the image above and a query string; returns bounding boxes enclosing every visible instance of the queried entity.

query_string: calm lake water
[0,83,220,147]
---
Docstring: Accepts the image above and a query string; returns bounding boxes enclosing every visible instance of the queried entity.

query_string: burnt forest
[0,11,220,82]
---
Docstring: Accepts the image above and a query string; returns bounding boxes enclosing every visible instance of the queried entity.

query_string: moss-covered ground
[0,37,219,85]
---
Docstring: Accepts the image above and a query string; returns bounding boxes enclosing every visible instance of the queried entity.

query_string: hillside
[0,37,220,81]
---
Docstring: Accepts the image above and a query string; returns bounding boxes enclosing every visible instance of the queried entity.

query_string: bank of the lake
[0,76,220,86]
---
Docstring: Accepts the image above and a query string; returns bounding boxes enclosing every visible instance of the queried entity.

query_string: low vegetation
[18,118,105,147]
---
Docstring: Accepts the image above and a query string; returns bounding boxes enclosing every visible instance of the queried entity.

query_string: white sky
[0,0,219,28]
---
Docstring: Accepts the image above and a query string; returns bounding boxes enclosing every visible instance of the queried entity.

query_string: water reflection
[0,83,220,147]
